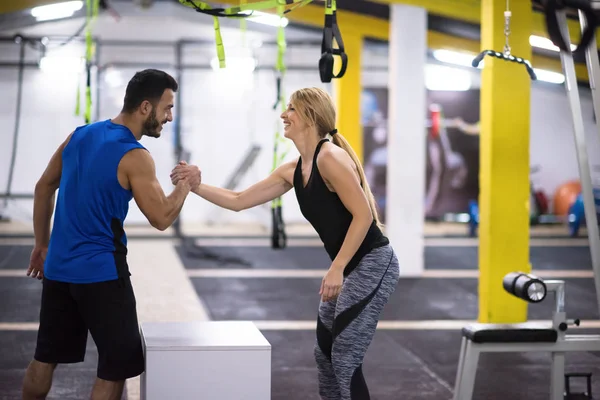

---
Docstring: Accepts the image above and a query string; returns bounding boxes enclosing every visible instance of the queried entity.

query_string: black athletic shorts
[34,276,145,381]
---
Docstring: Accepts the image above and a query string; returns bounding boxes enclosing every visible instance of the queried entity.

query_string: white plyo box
[140,321,272,400]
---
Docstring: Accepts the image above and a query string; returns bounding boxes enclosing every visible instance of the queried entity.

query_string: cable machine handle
[472,50,538,80]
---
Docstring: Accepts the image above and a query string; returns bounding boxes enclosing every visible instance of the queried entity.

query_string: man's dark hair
[121,69,178,113]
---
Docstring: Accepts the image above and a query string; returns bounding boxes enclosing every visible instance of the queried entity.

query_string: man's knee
[91,378,125,400]
[22,360,57,400]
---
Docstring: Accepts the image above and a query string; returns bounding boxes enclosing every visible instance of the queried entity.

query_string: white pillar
[386,4,427,277]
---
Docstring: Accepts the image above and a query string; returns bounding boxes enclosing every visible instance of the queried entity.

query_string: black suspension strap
[270,75,287,249]
[270,11,291,249]
[318,0,347,83]
[533,0,598,55]
[472,0,537,80]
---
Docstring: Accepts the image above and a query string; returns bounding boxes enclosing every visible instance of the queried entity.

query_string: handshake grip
[170,162,202,189]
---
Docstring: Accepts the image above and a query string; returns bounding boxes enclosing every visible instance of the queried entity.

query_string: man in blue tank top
[21,69,201,400]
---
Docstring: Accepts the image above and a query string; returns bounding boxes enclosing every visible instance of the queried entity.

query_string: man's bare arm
[122,149,198,231]
[33,133,73,248]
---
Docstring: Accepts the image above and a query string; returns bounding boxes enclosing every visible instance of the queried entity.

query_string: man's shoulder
[120,147,153,172]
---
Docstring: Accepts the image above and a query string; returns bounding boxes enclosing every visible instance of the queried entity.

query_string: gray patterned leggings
[314,244,400,400]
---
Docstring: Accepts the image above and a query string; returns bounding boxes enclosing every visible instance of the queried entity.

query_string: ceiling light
[529,35,576,52]
[432,49,482,69]
[31,1,83,22]
[39,56,84,73]
[425,64,471,91]
[241,10,288,27]
[533,69,565,84]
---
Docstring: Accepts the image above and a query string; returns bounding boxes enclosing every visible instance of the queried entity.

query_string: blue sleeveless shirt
[44,119,146,283]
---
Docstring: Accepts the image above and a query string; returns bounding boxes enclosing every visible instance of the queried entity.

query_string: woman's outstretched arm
[171,159,297,212]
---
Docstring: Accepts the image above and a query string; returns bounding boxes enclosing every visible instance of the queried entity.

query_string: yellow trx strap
[270,6,290,249]
[272,5,290,176]
[76,0,99,123]
[239,0,247,46]
[179,0,311,68]
[213,16,225,68]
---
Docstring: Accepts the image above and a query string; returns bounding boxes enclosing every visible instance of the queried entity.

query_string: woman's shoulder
[276,157,301,186]
[316,141,352,169]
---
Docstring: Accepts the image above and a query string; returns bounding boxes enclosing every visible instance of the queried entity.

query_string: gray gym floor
[1,230,599,399]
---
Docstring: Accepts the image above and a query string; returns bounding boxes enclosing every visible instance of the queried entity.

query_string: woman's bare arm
[185,159,297,212]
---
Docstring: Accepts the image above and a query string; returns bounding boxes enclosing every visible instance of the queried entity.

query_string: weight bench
[453,272,600,400]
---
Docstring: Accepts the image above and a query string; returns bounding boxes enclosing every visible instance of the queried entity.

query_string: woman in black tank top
[171,87,400,400]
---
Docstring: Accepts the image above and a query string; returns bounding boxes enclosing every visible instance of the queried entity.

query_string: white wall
[529,83,600,204]
[0,39,99,222]
[463,65,600,209]
[0,41,335,226]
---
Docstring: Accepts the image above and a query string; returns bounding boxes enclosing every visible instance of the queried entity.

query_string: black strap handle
[182,0,248,18]
[319,11,348,83]
[273,75,282,110]
[271,206,287,249]
[195,7,249,17]
[472,50,538,80]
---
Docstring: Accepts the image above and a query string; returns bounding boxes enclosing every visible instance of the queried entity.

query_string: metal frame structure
[454,6,600,398]
[555,6,600,318]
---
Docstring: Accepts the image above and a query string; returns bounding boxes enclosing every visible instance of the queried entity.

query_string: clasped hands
[170,161,201,190]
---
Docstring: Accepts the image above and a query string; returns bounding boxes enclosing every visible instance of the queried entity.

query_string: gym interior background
[1,0,600,399]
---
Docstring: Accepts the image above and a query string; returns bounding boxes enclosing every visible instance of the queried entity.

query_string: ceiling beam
[372,0,481,23]
[209,0,588,81]
[370,0,589,47]
[4,0,589,82]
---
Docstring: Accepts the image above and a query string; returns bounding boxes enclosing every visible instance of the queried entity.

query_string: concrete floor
[1,221,599,399]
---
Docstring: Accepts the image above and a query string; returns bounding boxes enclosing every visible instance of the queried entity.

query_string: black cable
[2,38,26,215]
[1,31,85,219]
[173,41,184,238]
[172,40,250,267]
[270,74,287,249]
[46,21,87,49]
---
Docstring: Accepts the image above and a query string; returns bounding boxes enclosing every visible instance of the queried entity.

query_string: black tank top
[293,139,390,276]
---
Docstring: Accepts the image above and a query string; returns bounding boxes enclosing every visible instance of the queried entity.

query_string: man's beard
[141,108,162,138]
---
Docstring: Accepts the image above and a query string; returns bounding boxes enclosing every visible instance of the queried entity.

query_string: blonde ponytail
[330,132,383,229]
[289,87,384,230]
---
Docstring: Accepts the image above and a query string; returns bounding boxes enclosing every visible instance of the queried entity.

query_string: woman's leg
[331,245,400,400]
[315,297,342,399]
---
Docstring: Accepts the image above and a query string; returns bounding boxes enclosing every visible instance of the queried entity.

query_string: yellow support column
[478,0,532,322]
[333,29,363,161]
